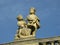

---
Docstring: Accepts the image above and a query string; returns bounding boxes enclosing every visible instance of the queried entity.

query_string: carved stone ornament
[14,7,40,40]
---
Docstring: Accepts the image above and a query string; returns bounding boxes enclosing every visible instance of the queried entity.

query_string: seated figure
[15,15,31,39]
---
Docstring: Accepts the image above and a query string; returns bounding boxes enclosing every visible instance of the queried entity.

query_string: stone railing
[1,36,60,45]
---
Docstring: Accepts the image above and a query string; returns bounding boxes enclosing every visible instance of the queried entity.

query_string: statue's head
[29,7,36,14]
[17,15,23,21]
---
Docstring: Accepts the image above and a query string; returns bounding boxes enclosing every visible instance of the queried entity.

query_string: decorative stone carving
[17,15,26,29]
[27,7,40,36]
[14,7,40,40]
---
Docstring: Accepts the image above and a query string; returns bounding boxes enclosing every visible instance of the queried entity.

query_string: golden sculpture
[14,7,40,40]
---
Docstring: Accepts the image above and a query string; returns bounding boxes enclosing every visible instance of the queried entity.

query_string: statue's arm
[36,15,40,22]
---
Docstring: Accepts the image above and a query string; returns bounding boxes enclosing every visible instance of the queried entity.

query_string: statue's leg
[32,28,37,37]
[14,34,20,40]
[32,31,35,36]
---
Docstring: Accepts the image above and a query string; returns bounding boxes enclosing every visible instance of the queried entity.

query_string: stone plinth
[14,37,38,45]
[1,36,60,45]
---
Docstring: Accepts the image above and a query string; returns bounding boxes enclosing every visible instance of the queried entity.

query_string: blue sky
[0,0,60,44]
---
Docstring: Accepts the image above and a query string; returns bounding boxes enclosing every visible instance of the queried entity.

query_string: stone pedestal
[14,42,38,45]
[14,37,39,45]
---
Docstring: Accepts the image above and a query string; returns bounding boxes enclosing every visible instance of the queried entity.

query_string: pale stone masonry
[1,36,60,45]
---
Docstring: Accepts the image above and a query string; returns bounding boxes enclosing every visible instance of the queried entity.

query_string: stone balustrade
[1,36,60,45]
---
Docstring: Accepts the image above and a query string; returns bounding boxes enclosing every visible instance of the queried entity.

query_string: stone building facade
[1,36,60,45]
